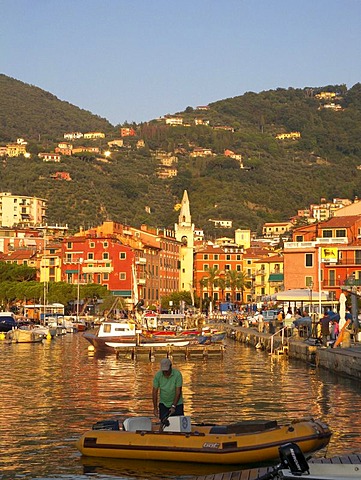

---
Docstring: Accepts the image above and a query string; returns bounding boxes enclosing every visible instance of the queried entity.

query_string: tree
[206,266,220,303]
[226,270,251,304]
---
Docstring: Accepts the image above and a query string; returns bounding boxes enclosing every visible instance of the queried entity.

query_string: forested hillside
[0,74,114,141]
[1,74,361,236]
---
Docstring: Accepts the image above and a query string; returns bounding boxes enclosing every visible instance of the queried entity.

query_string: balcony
[137,278,146,285]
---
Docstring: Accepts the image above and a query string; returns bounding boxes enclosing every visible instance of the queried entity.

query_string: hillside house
[120,128,136,137]
[165,117,183,126]
[190,147,213,157]
[64,132,83,140]
[38,152,61,162]
[84,132,105,139]
[5,143,27,157]
[50,172,72,181]
[55,143,73,156]
[275,132,301,140]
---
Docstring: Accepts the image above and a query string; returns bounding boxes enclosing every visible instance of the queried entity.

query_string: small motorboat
[76,416,331,465]
[254,442,361,479]
[83,321,190,353]
[6,328,44,343]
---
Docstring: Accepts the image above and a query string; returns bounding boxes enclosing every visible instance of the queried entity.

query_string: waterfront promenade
[224,323,361,380]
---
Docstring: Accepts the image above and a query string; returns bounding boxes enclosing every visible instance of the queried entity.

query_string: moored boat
[76,416,331,464]
[6,328,44,343]
[83,321,190,353]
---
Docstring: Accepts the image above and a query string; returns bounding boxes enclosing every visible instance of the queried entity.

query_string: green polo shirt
[153,368,183,407]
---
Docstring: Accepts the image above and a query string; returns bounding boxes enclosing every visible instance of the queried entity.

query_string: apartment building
[0,192,47,228]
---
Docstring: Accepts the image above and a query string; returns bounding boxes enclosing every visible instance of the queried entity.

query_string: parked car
[0,313,17,332]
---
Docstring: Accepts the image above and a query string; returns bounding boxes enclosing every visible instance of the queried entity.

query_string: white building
[175,190,194,292]
[0,192,47,227]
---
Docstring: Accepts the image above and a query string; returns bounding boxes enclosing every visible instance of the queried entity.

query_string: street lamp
[77,258,84,320]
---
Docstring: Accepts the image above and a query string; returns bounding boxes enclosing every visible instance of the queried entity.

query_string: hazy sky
[2,0,361,125]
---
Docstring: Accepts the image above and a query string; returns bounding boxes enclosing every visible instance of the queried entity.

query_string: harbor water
[1,333,361,479]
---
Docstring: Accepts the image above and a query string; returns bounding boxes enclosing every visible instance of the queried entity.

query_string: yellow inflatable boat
[76,416,331,465]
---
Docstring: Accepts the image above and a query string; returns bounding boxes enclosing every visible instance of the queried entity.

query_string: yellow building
[275,132,301,140]
[253,254,284,303]
[6,143,27,157]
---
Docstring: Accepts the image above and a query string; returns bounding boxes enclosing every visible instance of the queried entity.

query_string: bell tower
[175,190,194,292]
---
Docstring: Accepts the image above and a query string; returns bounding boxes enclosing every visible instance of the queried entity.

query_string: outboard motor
[278,442,310,475]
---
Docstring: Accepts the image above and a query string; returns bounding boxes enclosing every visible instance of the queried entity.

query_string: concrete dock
[224,324,361,380]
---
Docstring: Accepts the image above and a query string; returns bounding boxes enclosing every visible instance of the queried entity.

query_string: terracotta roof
[320,215,361,228]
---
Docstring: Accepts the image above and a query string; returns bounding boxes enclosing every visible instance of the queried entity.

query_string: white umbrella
[339,293,346,330]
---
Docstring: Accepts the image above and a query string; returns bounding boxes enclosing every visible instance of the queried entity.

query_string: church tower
[175,190,194,292]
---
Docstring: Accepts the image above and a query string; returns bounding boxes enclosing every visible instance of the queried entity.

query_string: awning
[268,273,284,282]
[276,289,329,301]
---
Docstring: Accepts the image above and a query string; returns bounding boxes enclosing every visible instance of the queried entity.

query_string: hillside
[0,74,114,141]
[1,75,361,235]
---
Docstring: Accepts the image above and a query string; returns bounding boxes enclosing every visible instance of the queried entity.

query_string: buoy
[46,332,52,340]
[0,332,5,340]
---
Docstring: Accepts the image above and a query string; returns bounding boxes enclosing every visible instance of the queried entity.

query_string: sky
[2,0,361,126]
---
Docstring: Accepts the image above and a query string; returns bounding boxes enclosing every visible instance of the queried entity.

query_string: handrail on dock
[270,326,288,355]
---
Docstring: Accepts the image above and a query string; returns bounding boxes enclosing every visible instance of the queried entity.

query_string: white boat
[83,321,190,352]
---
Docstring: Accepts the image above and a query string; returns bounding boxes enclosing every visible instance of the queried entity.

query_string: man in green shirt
[152,358,184,421]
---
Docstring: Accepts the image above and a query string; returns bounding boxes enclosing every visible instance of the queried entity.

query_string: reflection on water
[0,334,360,479]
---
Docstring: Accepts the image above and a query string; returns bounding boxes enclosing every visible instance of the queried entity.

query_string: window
[305,276,313,287]
[103,252,109,260]
[329,270,335,286]
[225,264,230,270]
[295,235,303,242]
[120,252,126,259]
[226,254,231,260]
[103,273,109,280]
[88,253,94,260]
[236,264,241,271]
[322,230,332,238]
[66,253,72,262]
[67,242,72,249]
[214,254,219,260]
[336,229,346,237]
[203,254,208,260]
[90,242,95,248]
[213,264,219,270]
[119,272,126,280]
[305,253,313,267]
[103,241,109,248]
[356,251,361,265]
[236,254,241,261]
[204,264,209,271]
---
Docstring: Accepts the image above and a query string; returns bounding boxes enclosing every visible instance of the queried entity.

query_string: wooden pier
[115,343,225,360]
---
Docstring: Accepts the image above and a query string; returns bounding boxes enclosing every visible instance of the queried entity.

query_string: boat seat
[122,417,152,432]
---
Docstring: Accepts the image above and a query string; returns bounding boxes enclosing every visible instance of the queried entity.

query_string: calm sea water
[0,333,361,480]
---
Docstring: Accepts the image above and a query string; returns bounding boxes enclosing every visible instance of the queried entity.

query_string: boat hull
[83,332,190,352]
[76,418,331,464]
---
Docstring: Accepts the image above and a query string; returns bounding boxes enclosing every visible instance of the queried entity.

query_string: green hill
[0,74,114,141]
[1,74,361,235]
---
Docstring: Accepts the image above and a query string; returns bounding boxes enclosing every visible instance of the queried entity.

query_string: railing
[270,326,288,355]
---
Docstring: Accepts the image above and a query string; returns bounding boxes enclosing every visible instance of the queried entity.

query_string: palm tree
[206,266,220,303]
[226,269,251,304]
[216,276,226,303]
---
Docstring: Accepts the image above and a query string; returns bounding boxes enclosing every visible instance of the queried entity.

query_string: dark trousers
[159,402,184,420]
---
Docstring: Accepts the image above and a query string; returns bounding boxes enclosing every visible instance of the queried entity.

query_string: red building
[61,235,134,298]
